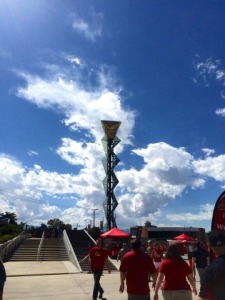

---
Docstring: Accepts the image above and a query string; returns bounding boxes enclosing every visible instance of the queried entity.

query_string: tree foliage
[0,211,18,224]
[47,218,72,231]
[0,212,23,243]
[47,218,64,228]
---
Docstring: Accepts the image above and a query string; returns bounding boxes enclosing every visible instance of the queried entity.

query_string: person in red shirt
[151,242,163,270]
[119,239,157,299]
[154,243,197,300]
[80,238,111,300]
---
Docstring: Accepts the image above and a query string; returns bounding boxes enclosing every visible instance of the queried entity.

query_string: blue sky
[1,0,225,231]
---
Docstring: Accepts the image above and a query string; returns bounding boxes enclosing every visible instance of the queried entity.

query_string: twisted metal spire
[101,120,121,231]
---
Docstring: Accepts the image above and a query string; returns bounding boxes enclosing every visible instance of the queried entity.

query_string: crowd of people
[1,230,225,299]
[79,230,225,300]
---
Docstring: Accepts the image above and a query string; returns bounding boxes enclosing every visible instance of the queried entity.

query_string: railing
[0,232,31,262]
[63,230,82,272]
[83,229,97,244]
[37,231,45,261]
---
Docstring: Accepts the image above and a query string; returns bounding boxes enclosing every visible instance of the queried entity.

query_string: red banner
[211,191,225,233]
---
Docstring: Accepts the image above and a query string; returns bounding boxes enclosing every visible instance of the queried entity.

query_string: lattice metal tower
[101,120,121,231]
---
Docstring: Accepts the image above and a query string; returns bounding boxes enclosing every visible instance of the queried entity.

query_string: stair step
[8,238,69,262]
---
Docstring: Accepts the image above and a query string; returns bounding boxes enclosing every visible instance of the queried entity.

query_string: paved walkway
[3,260,201,300]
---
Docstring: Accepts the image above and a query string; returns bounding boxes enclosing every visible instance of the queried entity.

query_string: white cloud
[11,56,139,226]
[193,154,225,182]
[27,150,39,156]
[67,56,82,66]
[114,143,205,225]
[193,56,225,117]
[166,203,213,222]
[194,57,225,86]
[0,139,223,229]
[70,9,103,42]
[202,148,215,157]
[7,54,225,229]
[215,108,225,117]
[0,153,105,225]
[16,62,135,147]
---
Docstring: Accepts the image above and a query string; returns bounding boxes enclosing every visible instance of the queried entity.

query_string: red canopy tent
[100,227,131,258]
[100,227,131,238]
[174,233,196,241]
[171,233,197,255]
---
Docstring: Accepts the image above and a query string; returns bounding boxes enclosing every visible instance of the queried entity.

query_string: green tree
[64,223,72,231]
[47,218,64,229]
[0,211,18,224]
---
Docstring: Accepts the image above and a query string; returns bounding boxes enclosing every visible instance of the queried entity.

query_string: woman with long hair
[151,242,163,270]
[154,243,197,300]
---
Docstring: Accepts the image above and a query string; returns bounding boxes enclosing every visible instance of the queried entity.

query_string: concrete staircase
[9,237,69,262]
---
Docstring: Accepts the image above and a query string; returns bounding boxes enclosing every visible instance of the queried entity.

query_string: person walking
[117,243,129,263]
[198,230,225,300]
[80,238,111,300]
[146,240,153,282]
[151,242,163,270]
[191,242,210,281]
[119,239,157,300]
[146,240,153,257]
[151,241,163,280]
[0,259,6,300]
[187,245,196,280]
[154,243,197,300]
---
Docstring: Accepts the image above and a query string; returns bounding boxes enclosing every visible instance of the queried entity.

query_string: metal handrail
[37,231,45,261]
[83,229,97,244]
[0,232,31,262]
[63,230,82,272]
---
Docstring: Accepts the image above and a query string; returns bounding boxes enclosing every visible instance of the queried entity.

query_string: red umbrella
[100,227,131,238]
[174,233,195,241]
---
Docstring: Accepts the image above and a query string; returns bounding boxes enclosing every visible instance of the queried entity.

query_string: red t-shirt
[89,246,108,271]
[120,249,156,295]
[152,248,163,262]
[159,258,192,290]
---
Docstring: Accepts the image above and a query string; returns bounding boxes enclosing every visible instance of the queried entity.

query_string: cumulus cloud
[114,143,205,227]
[193,154,225,182]
[202,148,215,157]
[0,139,223,229]
[16,61,135,147]
[5,53,225,229]
[0,153,105,225]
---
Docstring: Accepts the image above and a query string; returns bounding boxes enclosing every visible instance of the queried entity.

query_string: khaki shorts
[162,290,192,300]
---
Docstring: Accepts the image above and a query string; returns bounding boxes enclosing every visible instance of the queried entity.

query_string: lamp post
[84,219,92,228]
[92,208,98,227]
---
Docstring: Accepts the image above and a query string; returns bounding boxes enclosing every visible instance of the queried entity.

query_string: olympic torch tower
[101,120,121,231]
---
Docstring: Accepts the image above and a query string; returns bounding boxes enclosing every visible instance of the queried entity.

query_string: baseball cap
[208,230,225,247]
